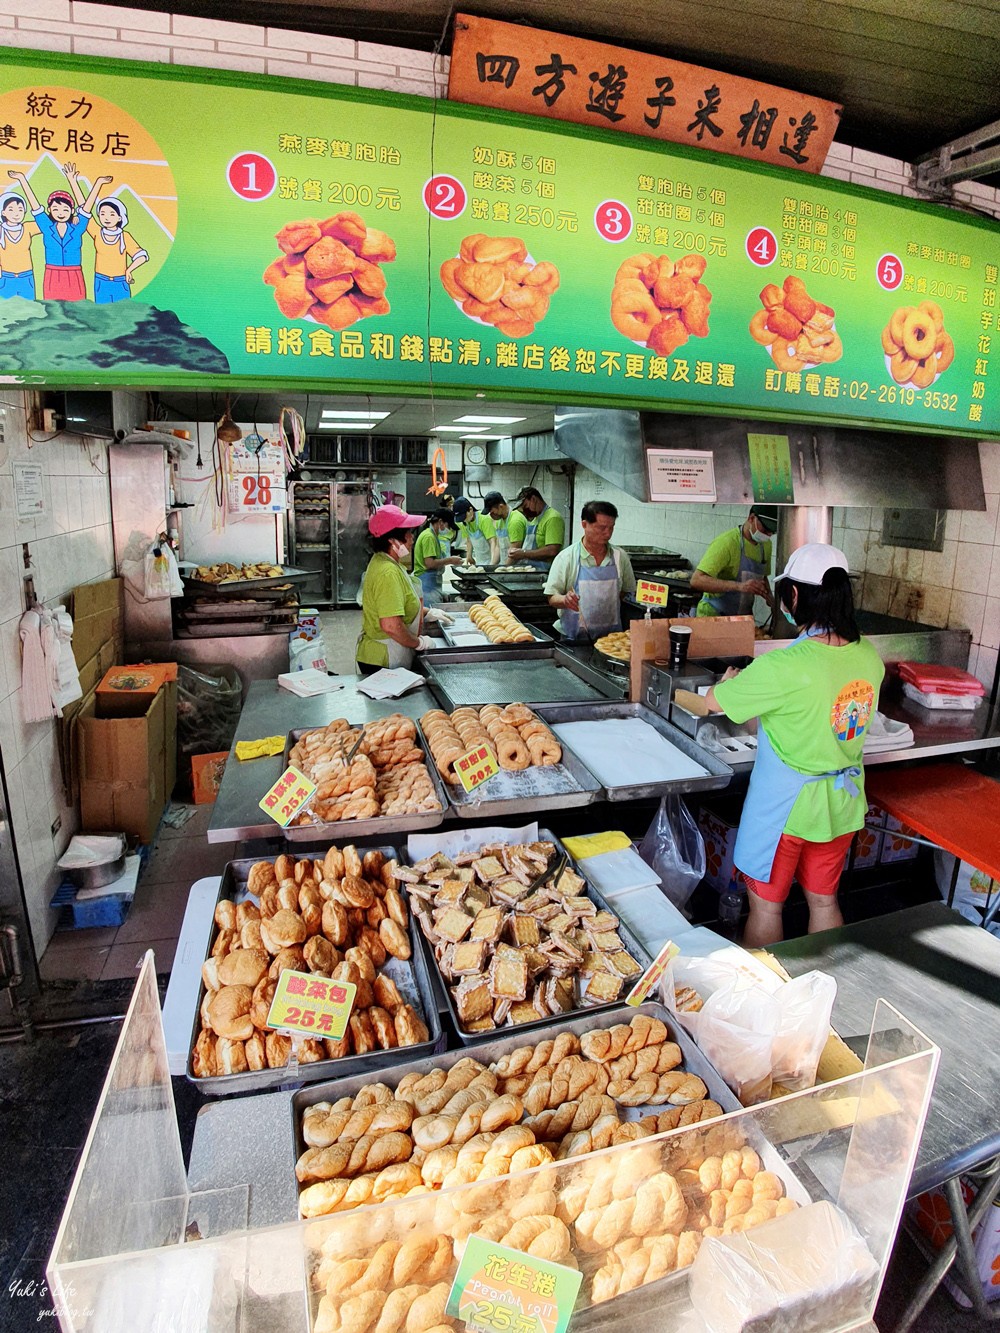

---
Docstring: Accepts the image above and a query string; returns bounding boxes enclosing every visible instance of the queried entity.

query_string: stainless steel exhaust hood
[553,407,986,511]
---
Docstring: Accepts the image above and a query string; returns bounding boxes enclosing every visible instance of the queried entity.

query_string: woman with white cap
[705,544,884,946]
[356,505,436,674]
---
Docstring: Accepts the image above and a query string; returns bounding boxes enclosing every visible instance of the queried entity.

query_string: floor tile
[99,936,177,981]
[45,925,119,951]
[39,944,109,981]
[113,878,192,945]
[140,836,237,886]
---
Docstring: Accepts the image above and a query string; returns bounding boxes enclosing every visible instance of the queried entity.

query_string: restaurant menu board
[0,48,997,437]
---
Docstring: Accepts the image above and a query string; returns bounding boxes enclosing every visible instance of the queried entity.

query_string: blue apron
[732,631,863,883]
[468,519,492,565]
[418,531,443,605]
[560,543,623,641]
[521,516,549,571]
[494,519,510,564]
[705,529,767,616]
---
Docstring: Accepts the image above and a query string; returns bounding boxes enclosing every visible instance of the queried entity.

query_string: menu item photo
[882,301,955,387]
[610,251,712,355]
[264,211,396,329]
[748,275,843,372]
[441,233,560,338]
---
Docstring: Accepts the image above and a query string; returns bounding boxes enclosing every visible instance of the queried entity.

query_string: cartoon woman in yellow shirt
[0,192,39,299]
[63,163,148,303]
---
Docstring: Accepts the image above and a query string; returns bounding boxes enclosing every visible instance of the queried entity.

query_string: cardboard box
[908,1183,1000,1307]
[97,664,173,711]
[880,808,920,862]
[629,615,755,700]
[698,804,740,892]
[71,579,123,669]
[77,688,167,844]
[191,751,229,804]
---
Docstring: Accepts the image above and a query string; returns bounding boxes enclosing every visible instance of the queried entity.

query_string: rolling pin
[674,688,711,717]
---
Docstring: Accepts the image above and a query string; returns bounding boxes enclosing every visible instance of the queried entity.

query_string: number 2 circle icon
[227,152,277,202]
[745,226,777,267]
[423,174,467,220]
[594,200,632,243]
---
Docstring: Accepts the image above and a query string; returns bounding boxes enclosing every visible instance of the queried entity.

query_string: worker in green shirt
[691,505,778,617]
[479,490,511,564]
[452,496,493,565]
[705,544,884,946]
[544,500,637,639]
[356,505,437,673]
[412,508,463,605]
[507,486,565,570]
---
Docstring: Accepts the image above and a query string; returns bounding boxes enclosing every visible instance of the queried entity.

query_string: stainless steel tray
[281,726,448,842]
[404,828,653,1045]
[181,567,313,595]
[437,614,552,651]
[415,720,602,819]
[291,999,740,1163]
[535,701,733,799]
[422,651,606,708]
[186,849,443,1096]
[487,571,549,593]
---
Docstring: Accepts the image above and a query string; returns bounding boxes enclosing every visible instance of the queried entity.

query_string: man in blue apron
[691,506,778,617]
[544,500,637,640]
[452,497,493,565]
[480,491,512,564]
[704,543,883,947]
[508,486,565,571]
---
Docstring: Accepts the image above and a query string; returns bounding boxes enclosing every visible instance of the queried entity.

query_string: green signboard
[0,46,997,437]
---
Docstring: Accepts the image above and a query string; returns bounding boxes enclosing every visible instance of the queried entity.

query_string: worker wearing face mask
[690,505,779,617]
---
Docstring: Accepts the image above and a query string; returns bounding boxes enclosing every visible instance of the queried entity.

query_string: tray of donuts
[186,845,443,1095]
[418,703,602,816]
[281,713,450,841]
[292,1009,810,1331]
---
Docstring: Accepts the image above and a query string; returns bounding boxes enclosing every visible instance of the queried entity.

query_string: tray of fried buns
[291,1006,809,1329]
[282,713,449,840]
[418,703,602,818]
[186,845,442,1095]
[396,830,652,1043]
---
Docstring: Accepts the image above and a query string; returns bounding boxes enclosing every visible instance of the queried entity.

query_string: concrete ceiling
[128,0,1000,171]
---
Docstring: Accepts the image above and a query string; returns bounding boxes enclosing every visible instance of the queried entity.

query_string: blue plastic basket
[50,878,133,930]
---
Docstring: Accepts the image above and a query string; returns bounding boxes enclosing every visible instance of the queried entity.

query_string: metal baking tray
[181,599,298,619]
[415,720,602,819]
[487,571,549,594]
[422,650,606,708]
[403,828,653,1045]
[181,567,313,595]
[436,614,552,651]
[535,702,733,800]
[187,849,442,1096]
[281,726,449,842]
[175,620,293,638]
[291,999,740,1168]
[591,644,631,677]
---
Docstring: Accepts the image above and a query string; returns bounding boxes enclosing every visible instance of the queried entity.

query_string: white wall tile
[949,590,986,642]
[73,1,170,28]
[972,646,998,691]
[921,539,957,589]
[953,541,992,595]
[959,493,999,545]
[990,547,1000,600]
[979,440,1000,496]
[171,12,265,41]
[982,597,1000,652]
[863,539,893,578]
[921,585,952,628]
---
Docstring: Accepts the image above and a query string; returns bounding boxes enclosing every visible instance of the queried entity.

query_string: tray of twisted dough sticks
[186,845,443,1096]
[290,1005,811,1331]
[418,703,603,818]
[281,714,451,842]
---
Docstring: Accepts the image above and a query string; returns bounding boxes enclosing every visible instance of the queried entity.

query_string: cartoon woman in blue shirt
[7,163,110,301]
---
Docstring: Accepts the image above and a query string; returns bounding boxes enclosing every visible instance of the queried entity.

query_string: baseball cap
[515,486,543,504]
[368,504,424,537]
[482,490,505,510]
[452,496,474,518]
[778,543,849,585]
[749,504,779,534]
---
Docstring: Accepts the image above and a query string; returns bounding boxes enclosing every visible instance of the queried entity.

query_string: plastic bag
[678,962,780,1104]
[935,849,1000,937]
[771,969,837,1091]
[177,665,242,761]
[143,540,183,599]
[637,795,706,908]
[289,631,328,673]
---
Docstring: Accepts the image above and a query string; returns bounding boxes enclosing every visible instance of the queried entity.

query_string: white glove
[416,635,436,651]
[424,608,454,626]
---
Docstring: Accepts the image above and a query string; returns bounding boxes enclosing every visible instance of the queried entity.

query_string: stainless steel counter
[207,677,441,843]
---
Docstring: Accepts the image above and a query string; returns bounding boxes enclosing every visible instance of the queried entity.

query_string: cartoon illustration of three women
[0,160,148,303]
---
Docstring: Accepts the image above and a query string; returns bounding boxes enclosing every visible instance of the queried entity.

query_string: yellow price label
[267,968,357,1039]
[626,939,680,1006]
[636,579,669,607]
[258,764,317,827]
[454,743,501,794]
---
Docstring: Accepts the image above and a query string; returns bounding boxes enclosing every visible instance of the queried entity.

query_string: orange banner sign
[449,15,841,173]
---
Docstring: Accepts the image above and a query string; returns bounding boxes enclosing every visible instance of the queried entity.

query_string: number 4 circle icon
[745,226,777,267]
[227,152,277,202]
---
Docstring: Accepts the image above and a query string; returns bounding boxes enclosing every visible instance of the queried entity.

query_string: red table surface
[865,763,1000,883]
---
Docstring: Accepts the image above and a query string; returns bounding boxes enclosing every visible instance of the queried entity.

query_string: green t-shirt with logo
[412,526,442,577]
[713,636,885,841]
[357,551,421,667]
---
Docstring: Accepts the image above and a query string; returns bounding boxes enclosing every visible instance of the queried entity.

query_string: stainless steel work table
[207,676,441,843]
[770,902,1000,1326]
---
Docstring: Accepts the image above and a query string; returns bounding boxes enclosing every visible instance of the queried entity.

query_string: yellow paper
[561,830,631,859]
[267,968,357,1040]
[259,765,317,827]
[235,735,285,760]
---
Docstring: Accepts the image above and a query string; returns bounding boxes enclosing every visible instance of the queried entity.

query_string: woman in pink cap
[356,504,437,674]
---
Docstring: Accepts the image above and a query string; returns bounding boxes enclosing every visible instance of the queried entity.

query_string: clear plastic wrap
[638,796,707,909]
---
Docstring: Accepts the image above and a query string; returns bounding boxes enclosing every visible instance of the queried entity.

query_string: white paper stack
[277,669,343,698]
[863,710,914,753]
[356,668,425,700]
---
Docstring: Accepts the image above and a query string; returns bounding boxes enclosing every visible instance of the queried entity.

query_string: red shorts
[740,831,855,904]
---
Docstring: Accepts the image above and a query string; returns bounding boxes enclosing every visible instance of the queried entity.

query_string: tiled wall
[0,389,115,954]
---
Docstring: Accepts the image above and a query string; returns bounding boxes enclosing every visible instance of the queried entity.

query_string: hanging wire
[424,2,457,442]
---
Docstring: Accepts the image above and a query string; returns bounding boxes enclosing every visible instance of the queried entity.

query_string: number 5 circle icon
[876,253,904,291]
[423,174,467,220]
[227,152,277,202]
[594,199,633,243]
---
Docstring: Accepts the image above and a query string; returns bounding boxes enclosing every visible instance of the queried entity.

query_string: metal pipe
[775,506,833,572]
[0,1011,125,1042]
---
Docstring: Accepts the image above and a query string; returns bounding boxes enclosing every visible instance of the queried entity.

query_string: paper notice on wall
[13,460,44,517]
[647,449,717,502]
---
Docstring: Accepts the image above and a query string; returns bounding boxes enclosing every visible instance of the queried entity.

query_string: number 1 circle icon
[423,174,467,220]
[227,152,277,202]
[745,226,777,267]
[594,200,632,243]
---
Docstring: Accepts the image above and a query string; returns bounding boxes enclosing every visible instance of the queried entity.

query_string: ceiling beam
[915,116,1000,189]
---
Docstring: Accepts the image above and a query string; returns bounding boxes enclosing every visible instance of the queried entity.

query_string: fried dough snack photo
[749,275,842,371]
[264,212,396,331]
[881,301,955,387]
[441,234,560,339]
[609,252,712,356]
